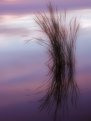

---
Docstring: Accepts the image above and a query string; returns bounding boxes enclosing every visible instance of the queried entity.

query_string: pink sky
[0,0,91,14]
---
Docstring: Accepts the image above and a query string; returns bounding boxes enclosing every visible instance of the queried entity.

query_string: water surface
[0,10,91,121]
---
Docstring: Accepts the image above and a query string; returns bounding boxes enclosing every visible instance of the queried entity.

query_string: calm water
[0,9,91,121]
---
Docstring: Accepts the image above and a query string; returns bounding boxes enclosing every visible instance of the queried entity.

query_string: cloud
[0,26,30,36]
[0,0,91,14]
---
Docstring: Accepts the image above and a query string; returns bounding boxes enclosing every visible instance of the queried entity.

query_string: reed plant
[35,3,79,121]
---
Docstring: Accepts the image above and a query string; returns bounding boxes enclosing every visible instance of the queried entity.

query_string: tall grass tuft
[35,3,79,121]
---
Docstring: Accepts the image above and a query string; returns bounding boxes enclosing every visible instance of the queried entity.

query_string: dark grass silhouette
[35,3,79,121]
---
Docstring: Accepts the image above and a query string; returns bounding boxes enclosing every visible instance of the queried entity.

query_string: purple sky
[0,0,91,14]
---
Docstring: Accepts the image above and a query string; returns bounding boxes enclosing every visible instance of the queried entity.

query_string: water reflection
[36,4,79,121]
[0,7,91,121]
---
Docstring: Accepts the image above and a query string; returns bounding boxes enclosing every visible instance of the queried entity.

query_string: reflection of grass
[35,3,79,121]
